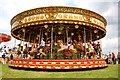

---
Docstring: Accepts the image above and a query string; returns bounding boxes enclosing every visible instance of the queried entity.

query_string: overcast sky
[0,0,119,55]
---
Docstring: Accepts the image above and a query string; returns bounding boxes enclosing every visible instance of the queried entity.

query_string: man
[2,50,6,64]
[112,52,116,64]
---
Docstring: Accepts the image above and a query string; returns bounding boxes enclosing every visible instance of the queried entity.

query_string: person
[86,43,94,59]
[108,53,112,64]
[17,44,22,55]
[112,52,116,64]
[68,37,73,48]
[10,53,13,60]
[41,38,45,47]
[92,42,97,54]
[2,50,6,64]
[105,55,109,64]
[118,52,120,64]
[37,38,46,58]
[8,48,13,60]
[96,42,102,58]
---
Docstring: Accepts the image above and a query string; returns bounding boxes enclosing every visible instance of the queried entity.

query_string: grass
[0,64,119,78]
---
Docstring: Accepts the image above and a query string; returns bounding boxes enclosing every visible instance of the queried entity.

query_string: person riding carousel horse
[37,38,46,56]
[57,40,77,59]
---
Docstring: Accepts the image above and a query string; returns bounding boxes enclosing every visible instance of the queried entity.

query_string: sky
[0,0,119,55]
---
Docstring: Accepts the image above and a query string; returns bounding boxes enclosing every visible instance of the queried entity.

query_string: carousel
[0,33,11,62]
[0,33,11,44]
[9,6,107,70]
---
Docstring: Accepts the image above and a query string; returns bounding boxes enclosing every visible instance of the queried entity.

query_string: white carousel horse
[57,41,77,54]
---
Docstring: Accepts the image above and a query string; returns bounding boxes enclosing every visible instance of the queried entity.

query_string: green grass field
[0,64,119,78]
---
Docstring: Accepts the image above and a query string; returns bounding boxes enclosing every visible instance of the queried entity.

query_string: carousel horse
[69,45,77,53]
[57,41,77,59]
[57,41,64,53]
[38,47,46,56]
[65,45,77,59]
[74,40,85,52]
[37,45,51,56]
[29,46,35,54]
[28,45,39,59]
[73,40,85,59]
[58,41,77,53]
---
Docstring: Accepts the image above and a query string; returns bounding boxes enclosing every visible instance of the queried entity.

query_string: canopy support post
[83,27,86,57]
[50,25,53,59]
[28,32,31,47]
[22,28,26,58]
[90,31,92,43]
[39,29,41,45]
[66,27,68,45]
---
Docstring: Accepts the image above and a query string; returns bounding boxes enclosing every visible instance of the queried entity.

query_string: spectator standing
[118,52,120,64]
[105,55,109,64]
[108,53,112,64]
[112,52,116,64]
[2,50,6,64]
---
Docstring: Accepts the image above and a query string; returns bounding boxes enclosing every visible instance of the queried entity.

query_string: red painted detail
[8,59,108,70]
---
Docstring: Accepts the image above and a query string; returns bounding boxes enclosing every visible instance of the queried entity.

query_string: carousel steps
[9,59,108,70]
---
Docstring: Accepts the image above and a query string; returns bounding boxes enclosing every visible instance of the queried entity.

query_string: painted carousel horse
[27,46,39,59]
[37,46,46,56]
[57,41,77,59]
[74,40,85,59]
[74,40,85,52]
[37,45,51,56]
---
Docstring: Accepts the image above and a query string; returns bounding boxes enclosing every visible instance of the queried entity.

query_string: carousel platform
[8,59,108,70]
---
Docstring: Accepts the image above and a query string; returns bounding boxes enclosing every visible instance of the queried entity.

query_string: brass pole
[21,28,25,58]
[84,27,86,55]
[90,31,92,42]
[51,25,53,59]
[41,30,43,41]
[28,32,31,47]
[23,28,25,49]
[39,29,41,44]
[66,27,68,45]
[64,32,65,43]
[55,33,56,44]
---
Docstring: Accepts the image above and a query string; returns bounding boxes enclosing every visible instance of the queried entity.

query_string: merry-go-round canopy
[10,6,107,43]
[0,33,11,43]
